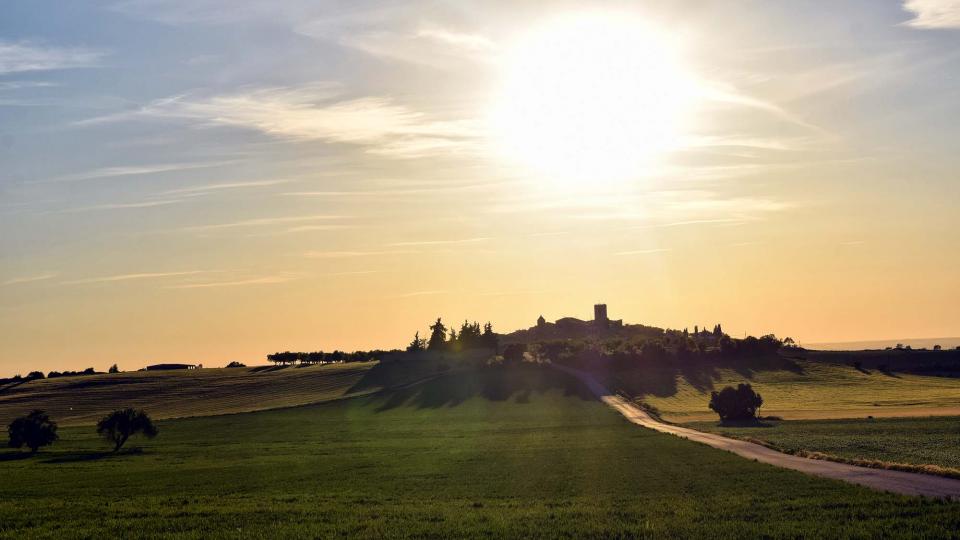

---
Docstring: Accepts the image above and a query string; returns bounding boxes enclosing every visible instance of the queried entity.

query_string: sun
[490,12,699,188]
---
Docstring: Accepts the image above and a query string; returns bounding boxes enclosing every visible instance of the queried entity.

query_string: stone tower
[594,304,608,324]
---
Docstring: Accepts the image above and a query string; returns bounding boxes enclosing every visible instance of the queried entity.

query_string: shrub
[25,371,45,381]
[96,409,158,452]
[109,364,119,373]
[502,343,527,364]
[7,410,59,453]
[225,361,246,368]
[708,384,763,423]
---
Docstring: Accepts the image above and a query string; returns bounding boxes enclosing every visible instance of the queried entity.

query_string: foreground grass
[688,416,960,473]
[2,366,959,538]
[635,360,960,422]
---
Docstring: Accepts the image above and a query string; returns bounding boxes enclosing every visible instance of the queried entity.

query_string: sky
[2,0,959,374]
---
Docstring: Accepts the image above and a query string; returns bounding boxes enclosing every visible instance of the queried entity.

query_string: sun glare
[490,13,699,188]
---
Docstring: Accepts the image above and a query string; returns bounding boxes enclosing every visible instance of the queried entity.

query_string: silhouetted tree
[96,408,158,452]
[407,332,426,352]
[225,361,246,368]
[709,384,763,423]
[7,410,58,453]
[109,364,119,374]
[25,371,44,381]
[482,322,498,352]
[428,318,447,351]
[934,344,942,351]
[713,324,723,337]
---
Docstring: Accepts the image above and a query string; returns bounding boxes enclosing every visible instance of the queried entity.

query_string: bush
[25,371,45,381]
[709,384,763,423]
[225,361,246,368]
[502,343,527,364]
[96,409,158,452]
[109,364,119,373]
[7,410,59,453]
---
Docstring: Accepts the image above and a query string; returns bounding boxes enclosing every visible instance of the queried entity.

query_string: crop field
[633,360,960,422]
[688,416,960,472]
[2,366,959,538]
[0,362,379,426]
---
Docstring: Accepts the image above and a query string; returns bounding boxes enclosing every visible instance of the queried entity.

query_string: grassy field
[688,416,960,472]
[2,366,959,538]
[0,362,377,426]
[631,359,960,422]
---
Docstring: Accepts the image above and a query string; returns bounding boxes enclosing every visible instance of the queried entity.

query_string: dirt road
[553,364,960,499]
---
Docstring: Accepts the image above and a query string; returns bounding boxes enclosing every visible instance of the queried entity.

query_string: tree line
[407,318,498,353]
[266,349,393,366]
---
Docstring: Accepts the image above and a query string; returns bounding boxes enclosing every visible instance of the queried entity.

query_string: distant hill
[502,316,665,344]
[807,337,960,351]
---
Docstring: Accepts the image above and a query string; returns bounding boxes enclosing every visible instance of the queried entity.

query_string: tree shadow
[369,363,597,413]
[41,448,143,464]
[248,365,289,374]
[0,380,28,394]
[716,418,776,428]
[0,451,35,462]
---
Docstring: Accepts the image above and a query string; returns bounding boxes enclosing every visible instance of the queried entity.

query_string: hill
[501,317,664,344]
[2,365,957,537]
[630,358,960,422]
[0,351,479,427]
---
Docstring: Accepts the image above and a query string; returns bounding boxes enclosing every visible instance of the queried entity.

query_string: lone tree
[96,408,158,452]
[708,384,763,423]
[8,410,59,453]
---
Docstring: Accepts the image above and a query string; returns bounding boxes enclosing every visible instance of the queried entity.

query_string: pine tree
[428,318,447,350]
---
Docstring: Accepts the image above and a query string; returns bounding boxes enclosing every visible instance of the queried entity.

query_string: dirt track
[553,364,960,499]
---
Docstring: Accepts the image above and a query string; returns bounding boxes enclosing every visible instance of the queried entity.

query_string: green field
[0,353,474,426]
[2,366,959,538]
[630,359,960,422]
[0,363,377,426]
[688,416,960,472]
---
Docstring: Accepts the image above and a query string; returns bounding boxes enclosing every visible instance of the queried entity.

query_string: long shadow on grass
[584,354,806,401]
[41,448,143,464]
[370,364,597,412]
[0,451,35,462]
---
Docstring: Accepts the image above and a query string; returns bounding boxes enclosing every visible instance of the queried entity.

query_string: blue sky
[2,0,959,373]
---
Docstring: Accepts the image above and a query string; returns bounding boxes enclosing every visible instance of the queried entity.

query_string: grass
[0,362,377,426]
[2,365,959,538]
[0,352,467,427]
[631,359,960,422]
[688,416,960,473]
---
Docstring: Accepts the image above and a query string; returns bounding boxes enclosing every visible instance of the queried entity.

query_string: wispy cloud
[62,271,217,285]
[387,237,490,247]
[303,250,417,259]
[632,218,748,230]
[77,85,483,158]
[0,41,104,74]
[2,272,57,286]
[390,290,448,298]
[615,248,672,256]
[902,0,960,28]
[58,199,183,213]
[167,274,299,289]
[182,214,345,232]
[162,178,291,195]
[35,160,235,184]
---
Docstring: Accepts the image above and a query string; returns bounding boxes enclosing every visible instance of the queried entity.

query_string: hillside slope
[2,366,958,537]
[634,360,960,422]
[0,363,378,426]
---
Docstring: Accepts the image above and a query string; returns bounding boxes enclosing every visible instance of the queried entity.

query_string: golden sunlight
[490,12,700,188]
